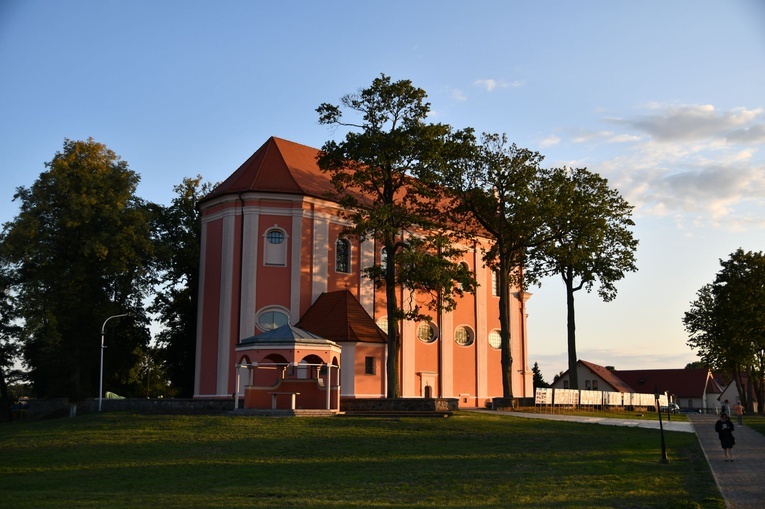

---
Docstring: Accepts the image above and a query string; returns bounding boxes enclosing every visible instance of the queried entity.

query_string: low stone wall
[341,397,459,412]
[491,397,534,411]
[79,398,235,414]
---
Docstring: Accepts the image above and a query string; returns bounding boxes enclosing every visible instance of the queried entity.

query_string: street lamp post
[654,387,669,464]
[99,313,129,412]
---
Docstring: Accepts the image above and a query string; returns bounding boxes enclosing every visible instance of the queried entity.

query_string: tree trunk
[385,242,400,399]
[498,262,513,398]
[565,268,579,390]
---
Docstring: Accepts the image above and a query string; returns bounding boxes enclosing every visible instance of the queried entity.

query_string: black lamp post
[654,387,669,464]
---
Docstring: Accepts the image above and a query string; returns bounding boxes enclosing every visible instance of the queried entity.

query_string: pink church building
[194,137,533,408]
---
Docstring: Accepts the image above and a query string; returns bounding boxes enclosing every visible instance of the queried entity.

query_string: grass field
[0,411,725,508]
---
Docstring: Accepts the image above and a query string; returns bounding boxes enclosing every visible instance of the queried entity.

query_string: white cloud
[474,79,499,91]
[613,104,765,143]
[539,135,560,148]
[450,88,468,102]
[474,78,520,92]
[573,104,765,231]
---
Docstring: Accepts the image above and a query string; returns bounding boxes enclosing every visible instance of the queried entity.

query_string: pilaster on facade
[216,213,236,395]
[239,205,260,338]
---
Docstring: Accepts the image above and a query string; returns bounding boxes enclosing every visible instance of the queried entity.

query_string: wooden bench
[270,392,300,410]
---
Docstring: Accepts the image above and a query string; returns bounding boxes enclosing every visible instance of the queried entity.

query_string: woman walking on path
[715,413,736,461]
[734,401,745,426]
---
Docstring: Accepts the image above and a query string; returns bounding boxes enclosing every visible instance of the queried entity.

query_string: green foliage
[0,139,153,399]
[684,249,765,413]
[0,413,724,508]
[0,266,22,421]
[528,167,638,390]
[148,176,214,397]
[444,133,553,398]
[317,75,476,398]
[532,361,549,389]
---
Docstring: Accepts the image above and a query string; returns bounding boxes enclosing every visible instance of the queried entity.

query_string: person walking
[714,412,736,461]
[733,401,745,426]
[720,399,731,416]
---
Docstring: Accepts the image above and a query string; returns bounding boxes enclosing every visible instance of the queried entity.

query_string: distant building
[193,137,533,408]
[551,360,722,411]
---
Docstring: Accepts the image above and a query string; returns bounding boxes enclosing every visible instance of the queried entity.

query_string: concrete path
[687,414,765,509]
[471,410,764,507]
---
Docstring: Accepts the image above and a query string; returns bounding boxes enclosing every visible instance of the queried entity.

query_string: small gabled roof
[613,368,721,398]
[238,323,337,347]
[579,360,633,392]
[297,290,387,344]
[200,137,338,204]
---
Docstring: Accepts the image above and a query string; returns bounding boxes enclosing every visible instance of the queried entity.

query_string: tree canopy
[444,133,553,398]
[148,175,214,397]
[317,74,476,398]
[684,248,765,412]
[0,138,153,399]
[527,167,638,390]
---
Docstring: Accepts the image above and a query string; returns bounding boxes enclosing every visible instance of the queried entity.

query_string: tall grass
[0,412,724,508]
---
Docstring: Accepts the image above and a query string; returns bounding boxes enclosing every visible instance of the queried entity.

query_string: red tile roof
[579,360,633,392]
[201,137,338,203]
[613,368,721,399]
[296,290,387,344]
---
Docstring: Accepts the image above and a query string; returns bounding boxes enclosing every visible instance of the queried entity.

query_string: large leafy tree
[317,74,476,398]
[0,138,153,400]
[148,176,214,397]
[0,267,21,421]
[528,167,638,390]
[684,249,765,413]
[444,133,553,398]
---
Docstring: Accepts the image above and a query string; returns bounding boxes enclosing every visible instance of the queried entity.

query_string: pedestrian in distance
[733,401,745,426]
[720,399,731,416]
[714,412,735,462]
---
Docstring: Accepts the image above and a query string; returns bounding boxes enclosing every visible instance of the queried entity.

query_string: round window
[258,310,289,331]
[417,322,437,343]
[488,330,502,349]
[267,230,285,244]
[377,317,388,333]
[454,326,474,347]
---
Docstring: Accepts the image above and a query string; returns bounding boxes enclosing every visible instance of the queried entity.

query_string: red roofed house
[552,360,722,411]
[613,368,722,411]
[194,137,533,408]
[551,360,633,393]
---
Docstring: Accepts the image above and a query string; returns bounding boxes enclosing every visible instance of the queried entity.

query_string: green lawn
[0,411,724,508]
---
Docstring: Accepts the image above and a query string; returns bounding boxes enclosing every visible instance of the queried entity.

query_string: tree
[684,249,765,413]
[317,75,476,398]
[0,138,153,400]
[532,362,548,390]
[685,361,708,369]
[0,267,21,421]
[148,176,214,397]
[528,167,638,390]
[444,133,553,398]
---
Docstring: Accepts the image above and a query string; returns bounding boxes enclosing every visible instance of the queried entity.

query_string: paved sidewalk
[490,409,694,433]
[474,410,765,507]
[687,414,765,509]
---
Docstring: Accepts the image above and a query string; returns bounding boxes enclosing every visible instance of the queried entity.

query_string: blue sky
[2,1,764,379]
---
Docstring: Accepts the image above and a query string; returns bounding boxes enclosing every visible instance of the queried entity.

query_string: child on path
[714,413,735,462]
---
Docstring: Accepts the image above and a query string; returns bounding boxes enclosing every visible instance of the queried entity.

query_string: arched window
[380,247,388,271]
[263,227,287,266]
[492,270,499,297]
[257,308,289,331]
[335,238,351,273]
[377,317,388,334]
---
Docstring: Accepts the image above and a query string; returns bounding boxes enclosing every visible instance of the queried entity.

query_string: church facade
[193,137,533,407]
